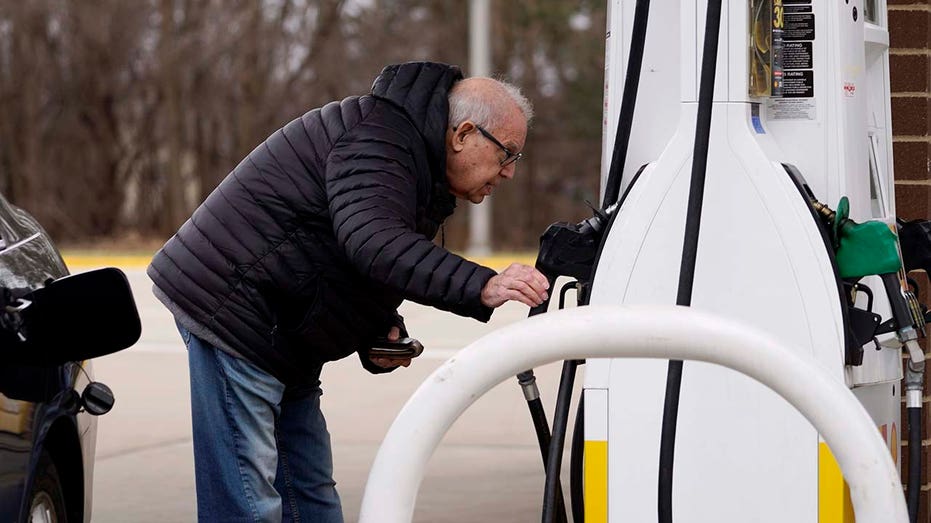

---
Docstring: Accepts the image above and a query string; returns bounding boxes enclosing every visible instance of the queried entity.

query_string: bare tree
[0,0,605,249]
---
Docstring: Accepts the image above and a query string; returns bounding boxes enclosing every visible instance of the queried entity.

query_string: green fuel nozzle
[811,197,902,279]
[813,197,925,390]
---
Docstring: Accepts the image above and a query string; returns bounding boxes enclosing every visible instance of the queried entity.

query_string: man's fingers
[518,266,549,290]
[481,265,553,309]
[506,288,540,308]
[370,357,392,368]
[495,272,547,306]
[509,279,546,305]
[387,326,401,341]
[521,275,549,300]
[370,356,410,369]
[504,264,550,293]
[502,274,547,303]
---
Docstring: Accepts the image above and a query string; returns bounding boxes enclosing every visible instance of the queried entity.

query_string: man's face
[446,107,527,204]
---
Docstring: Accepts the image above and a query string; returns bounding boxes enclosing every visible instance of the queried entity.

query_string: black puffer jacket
[148,62,497,384]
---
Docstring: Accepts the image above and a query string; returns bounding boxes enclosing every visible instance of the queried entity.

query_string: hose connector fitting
[903,338,925,409]
[810,199,836,223]
[517,370,541,401]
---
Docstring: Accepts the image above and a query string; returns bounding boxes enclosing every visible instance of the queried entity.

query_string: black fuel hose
[540,281,583,523]
[560,281,586,523]
[602,0,653,208]
[518,273,569,523]
[516,373,570,523]
[542,359,579,523]
[539,280,584,523]
[545,0,652,516]
[908,406,921,523]
[658,0,723,521]
[519,370,552,446]
[539,1,653,519]
[879,271,922,522]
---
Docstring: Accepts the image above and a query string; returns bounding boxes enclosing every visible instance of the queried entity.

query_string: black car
[0,191,140,523]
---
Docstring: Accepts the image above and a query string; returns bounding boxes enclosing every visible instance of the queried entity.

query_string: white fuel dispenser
[585,0,909,521]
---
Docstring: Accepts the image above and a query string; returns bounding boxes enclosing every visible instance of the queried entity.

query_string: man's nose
[499,163,516,179]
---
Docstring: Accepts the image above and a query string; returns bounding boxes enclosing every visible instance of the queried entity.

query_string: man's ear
[449,121,476,152]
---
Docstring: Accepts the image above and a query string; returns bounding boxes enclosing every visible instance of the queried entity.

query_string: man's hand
[369,326,412,369]
[481,263,550,308]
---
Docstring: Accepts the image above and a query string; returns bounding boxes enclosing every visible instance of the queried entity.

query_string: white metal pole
[359,305,908,523]
[467,0,492,256]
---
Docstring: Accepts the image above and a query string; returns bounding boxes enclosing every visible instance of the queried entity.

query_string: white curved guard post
[358,305,907,523]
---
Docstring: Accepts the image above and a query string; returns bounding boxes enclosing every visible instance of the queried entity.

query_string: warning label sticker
[782,42,812,69]
[781,70,814,97]
[766,98,817,121]
[767,0,815,119]
[784,13,815,41]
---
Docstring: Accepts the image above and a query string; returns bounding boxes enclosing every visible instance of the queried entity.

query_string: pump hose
[658,0,723,521]
[602,0,653,209]
[542,360,580,523]
[517,273,569,523]
[535,281,585,523]
[516,370,569,523]
[552,1,654,517]
[908,406,921,523]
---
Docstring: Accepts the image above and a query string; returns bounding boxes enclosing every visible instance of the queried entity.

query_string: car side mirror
[2,267,142,366]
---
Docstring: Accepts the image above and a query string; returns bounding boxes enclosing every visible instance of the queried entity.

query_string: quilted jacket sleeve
[325,119,496,322]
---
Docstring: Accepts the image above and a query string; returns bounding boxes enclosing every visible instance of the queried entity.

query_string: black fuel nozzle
[535,207,613,283]
[529,207,613,317]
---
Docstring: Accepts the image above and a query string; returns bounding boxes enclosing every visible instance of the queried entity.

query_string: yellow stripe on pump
[583,388,609,522]
[819,442,854,522]
[584,440,608,523]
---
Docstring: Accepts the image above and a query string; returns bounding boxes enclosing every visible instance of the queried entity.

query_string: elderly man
[148,61,547,522]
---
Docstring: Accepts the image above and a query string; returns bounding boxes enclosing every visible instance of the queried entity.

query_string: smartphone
[369,337,424,359]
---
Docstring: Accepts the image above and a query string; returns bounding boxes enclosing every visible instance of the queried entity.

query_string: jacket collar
[371,62,461,184]
[371,62,461,227]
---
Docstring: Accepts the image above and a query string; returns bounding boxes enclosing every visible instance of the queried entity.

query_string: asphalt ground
[69,257,580,523]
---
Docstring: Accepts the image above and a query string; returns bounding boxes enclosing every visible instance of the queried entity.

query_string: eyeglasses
[476,125,523,167]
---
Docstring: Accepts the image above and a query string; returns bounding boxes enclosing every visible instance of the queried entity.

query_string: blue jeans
[178,323,343,522]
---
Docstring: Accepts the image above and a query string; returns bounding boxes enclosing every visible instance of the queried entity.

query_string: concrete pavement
[88,268,580,522]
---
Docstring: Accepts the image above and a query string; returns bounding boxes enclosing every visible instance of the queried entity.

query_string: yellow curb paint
[63,255,154,270]
[464,254,537,270]
[62,253,538,271]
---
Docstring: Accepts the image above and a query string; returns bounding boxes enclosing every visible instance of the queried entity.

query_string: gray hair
[448,78,534,131]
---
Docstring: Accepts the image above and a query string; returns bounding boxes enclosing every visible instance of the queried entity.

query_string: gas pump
[581,0,926,521]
